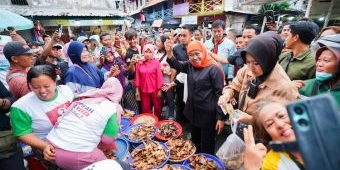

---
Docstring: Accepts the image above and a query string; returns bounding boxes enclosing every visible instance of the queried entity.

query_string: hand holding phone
[286,94,340,170]
[58,24,63,37]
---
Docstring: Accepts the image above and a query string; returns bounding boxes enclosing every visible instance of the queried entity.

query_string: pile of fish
[188,154,218,170]
[127,124,154,142]
[166,139,196,162]
[130,141,168,170]
[122,109,135,118]
[158,122,178,139]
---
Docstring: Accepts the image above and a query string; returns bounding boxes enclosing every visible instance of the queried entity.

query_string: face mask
[315,71,333,81]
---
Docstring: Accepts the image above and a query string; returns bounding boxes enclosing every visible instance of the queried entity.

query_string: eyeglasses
[188,52,201,59]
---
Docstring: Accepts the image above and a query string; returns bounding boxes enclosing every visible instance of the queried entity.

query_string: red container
[155,120,183,141]
[130,113,159,126]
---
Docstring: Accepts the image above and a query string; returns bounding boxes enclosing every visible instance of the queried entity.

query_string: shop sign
[173,3,189,16]
[181,16,197,25]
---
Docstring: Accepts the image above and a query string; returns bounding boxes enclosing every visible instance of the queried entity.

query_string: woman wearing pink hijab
[135,44,163,119]
[44,77,124,170]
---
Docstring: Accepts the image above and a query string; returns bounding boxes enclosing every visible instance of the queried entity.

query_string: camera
[264,10,276,24]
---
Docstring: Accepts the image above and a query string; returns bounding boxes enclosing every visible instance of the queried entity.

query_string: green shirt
[279,49,315,81]
[300,78,340,106]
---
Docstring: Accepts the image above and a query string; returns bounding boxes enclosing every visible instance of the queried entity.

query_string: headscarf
[316,46,340,79]
[241,31,283,80]
[240,31,283,98]
[63,42,72,66]
[75,77,123,122]
[142,44,156,59]
[102,50,115,71]
[66,41,102,88]
[102,49,127,88]
[186,41,217,68]
[77,77,123,103]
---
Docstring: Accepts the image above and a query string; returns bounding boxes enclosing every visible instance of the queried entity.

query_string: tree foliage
[258,1,290,14]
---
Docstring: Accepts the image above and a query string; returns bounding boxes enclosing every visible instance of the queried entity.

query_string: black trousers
[175,84,186,125]
[191,125,216,155]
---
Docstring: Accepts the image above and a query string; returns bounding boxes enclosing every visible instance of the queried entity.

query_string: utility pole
[304,0,313,18]
[323,0,334,28]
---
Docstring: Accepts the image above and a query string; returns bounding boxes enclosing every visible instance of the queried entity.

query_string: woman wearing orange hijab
[165,40,225,154]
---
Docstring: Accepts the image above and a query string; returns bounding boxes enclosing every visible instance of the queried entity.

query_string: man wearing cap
[77,36,89,46]
[3,41,36,100]
[36,32,68,85]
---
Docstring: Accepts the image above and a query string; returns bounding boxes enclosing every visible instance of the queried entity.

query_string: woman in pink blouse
[135,44,163,119]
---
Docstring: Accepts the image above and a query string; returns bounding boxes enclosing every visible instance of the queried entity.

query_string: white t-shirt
[0,35,11,89]
[47,100,117,152]
[11,85,74,139]
[155,51,171,84]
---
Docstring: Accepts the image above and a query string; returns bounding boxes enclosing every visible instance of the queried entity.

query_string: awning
[143,0,166,9]
[151,19,163,27]
[0,9,33,31]
[40,19,126,27]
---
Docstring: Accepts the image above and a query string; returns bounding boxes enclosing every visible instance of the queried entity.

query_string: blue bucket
[183,153,226,170]
[113,137,130,161]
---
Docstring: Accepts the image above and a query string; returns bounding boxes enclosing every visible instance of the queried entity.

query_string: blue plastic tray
[183,153,226,170]
[123,123,156,144]
[120,118,131,131]
[129,141,170,170]
[171,164,192,170]
[113,137,130,160]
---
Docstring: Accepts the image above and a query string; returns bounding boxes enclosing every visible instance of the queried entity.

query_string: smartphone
[58,24,63,37]
[286,94,340,170]
[133,54,143,60]
[7,26,15,32]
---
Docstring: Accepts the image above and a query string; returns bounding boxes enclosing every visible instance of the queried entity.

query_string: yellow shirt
[262,150,301,170]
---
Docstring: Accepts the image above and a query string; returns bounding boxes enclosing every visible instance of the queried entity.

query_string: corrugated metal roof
[0,5,127,17]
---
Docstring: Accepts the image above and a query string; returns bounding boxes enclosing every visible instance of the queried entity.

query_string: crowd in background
[0,18,340,170]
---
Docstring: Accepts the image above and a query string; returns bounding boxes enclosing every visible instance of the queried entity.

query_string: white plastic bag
[216,111,245,170]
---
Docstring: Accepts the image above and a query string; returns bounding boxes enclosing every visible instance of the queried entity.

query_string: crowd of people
[0,18,339,170]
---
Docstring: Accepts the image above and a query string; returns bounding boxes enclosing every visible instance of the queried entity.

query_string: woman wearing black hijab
[218,31,299,124]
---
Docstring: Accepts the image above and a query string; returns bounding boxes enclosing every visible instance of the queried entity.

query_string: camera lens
[294,106,303,115]
[298,119,309,127]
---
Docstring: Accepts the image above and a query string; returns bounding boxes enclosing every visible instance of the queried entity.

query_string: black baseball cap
[3,41,37,61]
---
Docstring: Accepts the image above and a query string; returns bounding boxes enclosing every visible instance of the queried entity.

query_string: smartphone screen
[58,24,63,37]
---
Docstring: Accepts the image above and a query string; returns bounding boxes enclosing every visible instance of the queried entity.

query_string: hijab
[240,31,283,98]
[142,44,156,59]
[66,41,102,88]
[102,50,115,71]
[77,77,123,103]
[74,77,123,122]
[186,41,217,68]
[102,50,127,88]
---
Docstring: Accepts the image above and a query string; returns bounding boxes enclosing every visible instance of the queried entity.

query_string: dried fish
[122,109,135,118]
[188,154,218,170]
[165,139,196,162]
[127,124,154,142]
[130,141,167,170]
[133,116,156,125]
[101,148,116,160]
[158,122,178,139]
[221,153,244,169]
